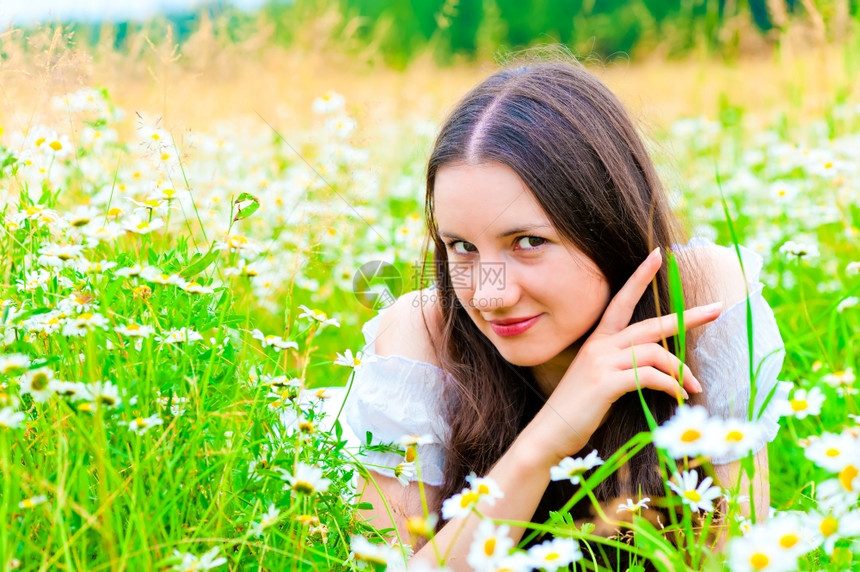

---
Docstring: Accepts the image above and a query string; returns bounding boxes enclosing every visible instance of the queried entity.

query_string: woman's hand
[532,247,723,465]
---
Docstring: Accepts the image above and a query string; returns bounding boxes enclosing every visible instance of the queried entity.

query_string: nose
[470,260,518,312]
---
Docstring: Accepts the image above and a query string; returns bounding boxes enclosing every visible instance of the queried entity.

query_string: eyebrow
[439,224,553,241]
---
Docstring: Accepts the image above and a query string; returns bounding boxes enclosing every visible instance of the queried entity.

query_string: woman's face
[433,161,611,369]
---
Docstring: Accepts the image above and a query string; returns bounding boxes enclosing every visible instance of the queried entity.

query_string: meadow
[0,21,859,571]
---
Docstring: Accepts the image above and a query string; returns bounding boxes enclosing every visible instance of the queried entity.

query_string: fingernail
[693,378,703,393]
[704,301,723,312]
[682,388,690,399]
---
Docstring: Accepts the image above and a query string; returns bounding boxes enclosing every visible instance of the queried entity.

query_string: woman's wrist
[513,413,587,472]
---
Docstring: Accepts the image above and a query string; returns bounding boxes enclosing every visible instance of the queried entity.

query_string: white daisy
[775,386,825,419]
[78,380,122,410]
[251,329,298,352]
[125,414,164,435]
[393,462,416,487]
[0,407,26,428]
[549,450,604,485]
[123,216,165,235]
[466,519,514,572]
[19,367,56,403]
[61,312,110,337]
[667,470,722,513]
[779,240,820,261]
[171,546,226,571]
[115,323,156,338]
[334,349,373,369]
[617,497,651,513]
[18,495,48,509]
[349,535,402,569]
[728,529,798,572]
[249,504,280,537]
[526,536,582,571]
[0,354,31,376]
[297,305,341,328]
[278,462,330,495]
[157,328,204,345]
[653,404,718,459]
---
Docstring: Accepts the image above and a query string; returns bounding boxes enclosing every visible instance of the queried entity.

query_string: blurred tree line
[12,0,855,67]
[260,0,856,65]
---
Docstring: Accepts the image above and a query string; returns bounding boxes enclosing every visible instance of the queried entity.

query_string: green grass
[0,54,859,570]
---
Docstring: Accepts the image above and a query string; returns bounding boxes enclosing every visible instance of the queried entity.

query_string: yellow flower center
[406,516,431,538]
[477,483,490,495]
[483,537,496,556]
[298,421,314,433]
[49,140,63,151]
[779,533,798,549]
[107,207,123,217]
[293,480,315,495]
[820,516,839,537]
[228,235,248,248]
[826,448,840,457]
[683,490,702,503]
[127,324,140,331]
[749,553,769,570]
[681,429,701,443]
[789,399,808,412]
[725,430,744,442]
[459,491,479,508]
[405,446,417,463]
[134,417,146,426]
[136,222,150,230]
[35,137,45,146]
[545,552,560,561]
[31,373,49,391]
[838,465,858,491]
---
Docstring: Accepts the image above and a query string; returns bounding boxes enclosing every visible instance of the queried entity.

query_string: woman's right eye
[448,241,477,255]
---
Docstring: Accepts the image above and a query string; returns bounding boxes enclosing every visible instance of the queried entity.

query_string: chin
[494,346,557,369]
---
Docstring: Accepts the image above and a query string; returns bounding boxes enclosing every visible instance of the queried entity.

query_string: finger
[612,366,690,401]
[596,248,662,334]
[618,344,702,394]
[616,302,723,347]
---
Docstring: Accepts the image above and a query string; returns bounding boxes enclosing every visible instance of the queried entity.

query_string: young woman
[344,60,785,569]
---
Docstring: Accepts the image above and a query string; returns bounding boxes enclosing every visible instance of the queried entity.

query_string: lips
[488,314,541,337]
[487,315,540,326]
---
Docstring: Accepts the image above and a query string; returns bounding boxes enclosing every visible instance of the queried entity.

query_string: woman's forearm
[410,421,563,570]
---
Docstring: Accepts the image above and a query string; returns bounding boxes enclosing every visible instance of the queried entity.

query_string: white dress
[341,239,787,486]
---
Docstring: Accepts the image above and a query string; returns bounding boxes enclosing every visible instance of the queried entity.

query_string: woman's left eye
[515,236,546,250]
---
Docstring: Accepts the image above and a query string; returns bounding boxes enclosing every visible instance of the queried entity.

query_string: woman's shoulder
[374,288,445,369]
[675,238,759,310]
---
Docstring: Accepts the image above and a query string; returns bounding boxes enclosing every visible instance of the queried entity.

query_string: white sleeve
[691,243,788,465]
[342,311,449,486]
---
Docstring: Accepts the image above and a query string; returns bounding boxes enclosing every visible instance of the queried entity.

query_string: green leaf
[180,246,219,279]
[666,250,686,387]
[232,193,260,223]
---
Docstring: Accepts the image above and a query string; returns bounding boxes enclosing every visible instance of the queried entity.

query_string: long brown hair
[422,60,692,533]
